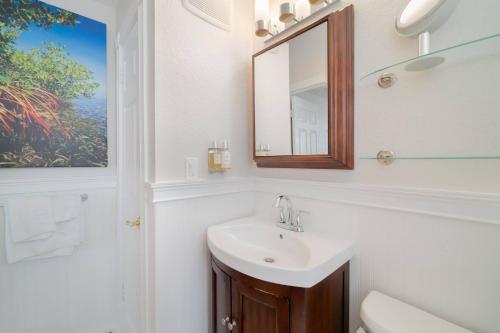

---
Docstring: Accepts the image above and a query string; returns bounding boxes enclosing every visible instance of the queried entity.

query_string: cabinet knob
[221,317,230,327]
[227,320,237,331]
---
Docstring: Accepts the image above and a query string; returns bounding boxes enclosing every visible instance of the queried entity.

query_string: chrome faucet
[273,194,305,232]
[274,195,292,224]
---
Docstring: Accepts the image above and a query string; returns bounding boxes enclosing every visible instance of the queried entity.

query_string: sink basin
[207,216,355,288]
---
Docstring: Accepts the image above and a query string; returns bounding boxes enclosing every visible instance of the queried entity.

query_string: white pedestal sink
[207,216,355,288]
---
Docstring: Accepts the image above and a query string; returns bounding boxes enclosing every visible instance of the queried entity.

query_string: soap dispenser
[208,140,222,173]
[221,140,231,170]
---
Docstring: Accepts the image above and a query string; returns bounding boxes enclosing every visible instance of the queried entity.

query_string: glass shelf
[361,32,500,81]
[360,156,500,161]
[358,31,500,162]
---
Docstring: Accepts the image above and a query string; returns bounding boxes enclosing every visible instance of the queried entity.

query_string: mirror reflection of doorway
[291,85,328,155]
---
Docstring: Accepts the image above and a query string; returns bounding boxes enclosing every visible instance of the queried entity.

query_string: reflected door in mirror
[254,22,328,157]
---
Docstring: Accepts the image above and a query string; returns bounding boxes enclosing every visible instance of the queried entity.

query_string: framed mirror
[252,6,354,169]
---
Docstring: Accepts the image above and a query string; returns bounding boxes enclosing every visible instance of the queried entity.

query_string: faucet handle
[293,210,309,231]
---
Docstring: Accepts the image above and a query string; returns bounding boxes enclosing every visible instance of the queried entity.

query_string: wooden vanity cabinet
[211,257,349,333]
[212,261,232,333]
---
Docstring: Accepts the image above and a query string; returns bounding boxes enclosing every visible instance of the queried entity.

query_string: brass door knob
[227,320,237,331]
[126,217,141,227]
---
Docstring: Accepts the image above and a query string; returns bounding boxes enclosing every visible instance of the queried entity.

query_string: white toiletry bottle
[221,140,231,170]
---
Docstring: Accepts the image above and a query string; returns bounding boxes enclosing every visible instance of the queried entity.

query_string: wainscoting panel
[150,179,255,333]
[149,177,500,333]
[254,177,500,333]
[0,177,118,333]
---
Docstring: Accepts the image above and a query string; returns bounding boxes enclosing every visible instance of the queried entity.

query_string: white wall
[289,21,327,90]
[154,0,254,181]
[0,0,119,332]
[151,1,255,332]
[253,0,500,193]
[254,43,292,155]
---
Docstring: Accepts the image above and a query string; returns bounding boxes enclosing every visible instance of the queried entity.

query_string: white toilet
[357,291,474,333]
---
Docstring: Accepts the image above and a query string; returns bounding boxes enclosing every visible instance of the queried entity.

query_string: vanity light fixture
[256,0,339,39]
[279,1,299,23]
[279,0,311,23]
[395,0,459,71]
[255,0,275,37]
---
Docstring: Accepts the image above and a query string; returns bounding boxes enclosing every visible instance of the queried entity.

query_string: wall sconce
[255,0,275,37]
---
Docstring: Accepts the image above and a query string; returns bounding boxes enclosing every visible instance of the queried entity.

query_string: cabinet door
[231,279,290,333]
[212,261,232,333]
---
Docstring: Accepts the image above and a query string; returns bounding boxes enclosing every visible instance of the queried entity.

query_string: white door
[291,94,328,155]
[117,21,143,333]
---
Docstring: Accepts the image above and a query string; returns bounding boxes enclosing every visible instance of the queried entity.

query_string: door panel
[212,261,231,333]
[118,21,141,333]
[231,280,290,333]
[291,93,328,155]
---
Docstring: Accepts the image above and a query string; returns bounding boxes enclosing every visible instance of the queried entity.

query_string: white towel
[5,216,83,264]
[52,194,81,223]
[4,194,84,263]
[24,247,75,261]
[6,196,56,242]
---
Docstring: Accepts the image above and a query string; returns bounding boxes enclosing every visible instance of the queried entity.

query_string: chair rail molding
[148,177,255,203]
[0,176,117,197]
[254,178,500,226]
[145,176,499,225]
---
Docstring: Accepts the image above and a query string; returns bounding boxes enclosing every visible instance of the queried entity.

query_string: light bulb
[255,0,270,21]
[295,0,311,20]
[400,0,442,26]
[279,1,296,23]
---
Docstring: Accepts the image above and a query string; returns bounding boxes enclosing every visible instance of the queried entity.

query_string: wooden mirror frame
[252,5,354,169]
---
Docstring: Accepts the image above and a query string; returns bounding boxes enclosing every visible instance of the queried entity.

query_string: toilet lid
[360,291,474,333]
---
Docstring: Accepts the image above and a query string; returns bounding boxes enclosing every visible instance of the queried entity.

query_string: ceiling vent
[182,0,232,31]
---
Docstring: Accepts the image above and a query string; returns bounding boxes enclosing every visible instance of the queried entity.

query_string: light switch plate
[185,157,200,181]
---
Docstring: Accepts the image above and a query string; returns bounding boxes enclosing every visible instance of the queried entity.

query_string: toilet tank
[360,291,474,333]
